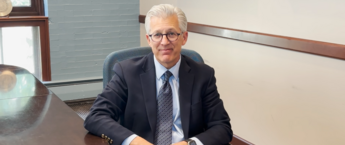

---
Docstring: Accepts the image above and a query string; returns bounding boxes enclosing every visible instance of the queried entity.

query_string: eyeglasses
[148,32,182,42]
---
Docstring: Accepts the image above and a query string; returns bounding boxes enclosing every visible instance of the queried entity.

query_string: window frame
[0,16,51,81]
[10,0,45,16]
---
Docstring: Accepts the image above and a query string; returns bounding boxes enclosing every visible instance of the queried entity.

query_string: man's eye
[154,33,162,37]
[168,32,177,36]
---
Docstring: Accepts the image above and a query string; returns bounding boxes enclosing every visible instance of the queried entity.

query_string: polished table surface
[0,65,108,145]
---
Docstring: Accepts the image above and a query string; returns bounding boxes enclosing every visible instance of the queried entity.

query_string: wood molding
[40,17,51,81]
[139,15,345,60]
[0,16,51,81]
[0,16,48,21]
[139,15,146,24]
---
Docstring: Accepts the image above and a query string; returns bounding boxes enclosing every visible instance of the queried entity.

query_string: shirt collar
[153,55,181,80]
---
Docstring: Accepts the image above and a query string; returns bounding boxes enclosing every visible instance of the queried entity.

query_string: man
[84,4,233,145]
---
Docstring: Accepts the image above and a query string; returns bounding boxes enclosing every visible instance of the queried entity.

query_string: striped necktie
[154,71,173,145]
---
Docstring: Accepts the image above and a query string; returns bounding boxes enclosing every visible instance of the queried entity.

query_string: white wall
[179,0,345,45]
[140,1,345,145]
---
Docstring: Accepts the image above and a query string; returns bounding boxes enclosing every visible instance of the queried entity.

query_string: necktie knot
[163,71,173,82]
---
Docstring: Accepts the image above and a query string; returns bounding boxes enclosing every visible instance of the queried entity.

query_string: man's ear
[182,31,188,45]
[146,34,151,45]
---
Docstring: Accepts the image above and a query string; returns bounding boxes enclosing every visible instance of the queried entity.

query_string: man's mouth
[159,48,173,54]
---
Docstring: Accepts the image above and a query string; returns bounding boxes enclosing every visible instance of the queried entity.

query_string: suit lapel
[140,53,157,142]
[179,56,194,138]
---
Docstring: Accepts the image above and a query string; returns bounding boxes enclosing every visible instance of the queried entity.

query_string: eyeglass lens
[151,33,180,42]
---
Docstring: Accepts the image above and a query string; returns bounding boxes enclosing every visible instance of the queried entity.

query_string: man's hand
[129,136,153,145]
[171,141,188,145]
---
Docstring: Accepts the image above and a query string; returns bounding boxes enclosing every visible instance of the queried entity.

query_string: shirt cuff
[121,134,138,145]
[191,137,204,145]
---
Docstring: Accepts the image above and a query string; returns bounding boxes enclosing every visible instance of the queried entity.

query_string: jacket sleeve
[84,63,133,145]
[194,68,233,145]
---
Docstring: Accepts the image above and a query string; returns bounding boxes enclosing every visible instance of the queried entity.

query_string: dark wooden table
[0,65,108,145]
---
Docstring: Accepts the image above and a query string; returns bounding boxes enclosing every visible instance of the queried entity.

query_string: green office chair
[102,46,204,88]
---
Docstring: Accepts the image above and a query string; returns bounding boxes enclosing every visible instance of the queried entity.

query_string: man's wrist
[122,134,137,145]
[185,138,196,145]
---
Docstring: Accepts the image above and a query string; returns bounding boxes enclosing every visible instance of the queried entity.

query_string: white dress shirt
[122,55,203,145]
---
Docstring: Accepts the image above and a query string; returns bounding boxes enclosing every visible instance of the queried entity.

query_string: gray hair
[145,4,187,34]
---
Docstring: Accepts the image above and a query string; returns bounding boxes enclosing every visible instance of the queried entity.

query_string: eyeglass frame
[148,32,183,42]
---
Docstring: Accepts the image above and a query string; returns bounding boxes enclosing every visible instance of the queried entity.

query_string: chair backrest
[103,46,204,88]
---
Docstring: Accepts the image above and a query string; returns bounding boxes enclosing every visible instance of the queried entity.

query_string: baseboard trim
[44,78,103,87]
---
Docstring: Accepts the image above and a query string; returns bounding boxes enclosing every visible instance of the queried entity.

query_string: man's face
[146,15,188,69]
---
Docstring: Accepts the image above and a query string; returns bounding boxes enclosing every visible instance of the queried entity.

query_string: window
[0,0,51,81]
[10,0,44,16]
[11,0,31,7]
[0,26,42,79]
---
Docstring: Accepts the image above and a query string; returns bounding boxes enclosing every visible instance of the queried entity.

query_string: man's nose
[161,35,170,45]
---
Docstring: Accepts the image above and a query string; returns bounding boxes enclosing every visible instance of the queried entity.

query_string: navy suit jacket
[84,53,233,145]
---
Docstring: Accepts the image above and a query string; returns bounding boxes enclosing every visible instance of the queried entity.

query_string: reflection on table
[0,64,107,145]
